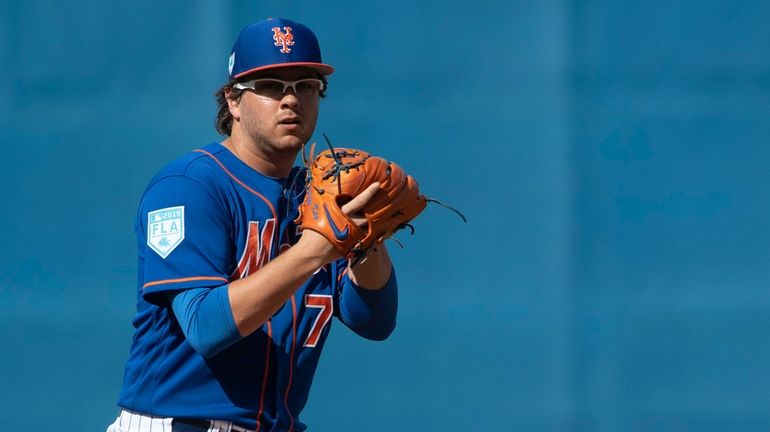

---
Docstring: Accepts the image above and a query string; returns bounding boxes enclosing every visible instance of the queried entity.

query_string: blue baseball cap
[228,18,335,79]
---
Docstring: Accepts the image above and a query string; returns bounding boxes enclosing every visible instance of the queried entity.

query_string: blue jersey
[117,142,397,431]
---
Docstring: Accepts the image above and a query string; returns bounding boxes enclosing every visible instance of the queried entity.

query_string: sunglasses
[233,78,325,100]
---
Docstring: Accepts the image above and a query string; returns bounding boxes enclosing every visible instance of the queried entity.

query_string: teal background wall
[1,1,768,430]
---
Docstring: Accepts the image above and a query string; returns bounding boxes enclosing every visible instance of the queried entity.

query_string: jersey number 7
[303,294,333,347]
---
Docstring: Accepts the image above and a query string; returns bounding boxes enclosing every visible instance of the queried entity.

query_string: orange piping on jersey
[193,149,278,220]
[256,319,273,432]
[337,267,349,283]
[284,295,298,431]
[142,276,228,289]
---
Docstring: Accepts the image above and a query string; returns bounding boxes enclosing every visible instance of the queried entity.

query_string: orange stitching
[194,149,277,219]
[142,276,227,289]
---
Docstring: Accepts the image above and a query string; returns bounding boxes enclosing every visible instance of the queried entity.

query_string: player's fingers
[341,182,380,216]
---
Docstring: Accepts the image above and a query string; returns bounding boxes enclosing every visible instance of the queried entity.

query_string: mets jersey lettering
[234,220,277,280]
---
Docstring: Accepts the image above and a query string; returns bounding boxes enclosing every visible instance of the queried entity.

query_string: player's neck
[222,135,295,178]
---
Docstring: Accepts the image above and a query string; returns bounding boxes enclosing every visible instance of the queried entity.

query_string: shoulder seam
[142,170,231,222]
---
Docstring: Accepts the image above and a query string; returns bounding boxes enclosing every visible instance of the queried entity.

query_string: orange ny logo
[272,26,294,53]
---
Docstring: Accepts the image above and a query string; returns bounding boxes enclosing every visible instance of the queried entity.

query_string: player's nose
[280,89,300,109]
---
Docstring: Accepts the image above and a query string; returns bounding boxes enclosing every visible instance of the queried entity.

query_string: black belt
[171,418,212,432]
[171,418,255,432]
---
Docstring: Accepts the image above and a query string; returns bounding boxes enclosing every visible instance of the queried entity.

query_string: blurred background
[1,0,769,430]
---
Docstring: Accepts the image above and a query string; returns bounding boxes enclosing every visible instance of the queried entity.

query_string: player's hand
[295,182,381,264]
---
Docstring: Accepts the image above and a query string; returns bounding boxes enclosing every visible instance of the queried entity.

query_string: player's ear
[225,86,241,120]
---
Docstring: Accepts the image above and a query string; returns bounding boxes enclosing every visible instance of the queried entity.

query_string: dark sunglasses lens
[296,80,322,95]
[253,80,285,98]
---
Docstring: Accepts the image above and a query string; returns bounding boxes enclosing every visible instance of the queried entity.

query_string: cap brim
[234,62,335,79]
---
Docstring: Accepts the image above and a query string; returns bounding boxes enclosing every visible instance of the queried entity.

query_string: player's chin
[272,133,308,153]
[286,124,315,143]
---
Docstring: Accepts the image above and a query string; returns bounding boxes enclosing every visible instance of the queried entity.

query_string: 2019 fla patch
[147,206,185,259]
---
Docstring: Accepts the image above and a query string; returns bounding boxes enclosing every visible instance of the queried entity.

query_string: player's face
[232,67,321,155]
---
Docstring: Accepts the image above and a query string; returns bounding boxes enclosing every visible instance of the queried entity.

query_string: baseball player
[107,18,397,432]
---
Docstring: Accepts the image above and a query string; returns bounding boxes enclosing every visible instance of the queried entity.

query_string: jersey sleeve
[168,286,241,358]
[334,261,398,341]
[137,174,234,304]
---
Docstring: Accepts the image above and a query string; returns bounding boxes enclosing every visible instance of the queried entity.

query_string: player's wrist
[294,230,341,267]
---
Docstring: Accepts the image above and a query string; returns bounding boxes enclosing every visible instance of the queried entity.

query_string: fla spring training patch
[147,206,185,259]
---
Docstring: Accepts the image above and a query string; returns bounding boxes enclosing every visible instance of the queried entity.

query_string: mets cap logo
[272,26,295,53]
[147,206,185,259]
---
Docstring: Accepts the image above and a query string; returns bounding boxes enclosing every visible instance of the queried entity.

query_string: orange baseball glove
[296,144,430,263]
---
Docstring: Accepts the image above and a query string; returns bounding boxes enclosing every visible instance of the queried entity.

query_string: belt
[172,418,255,432]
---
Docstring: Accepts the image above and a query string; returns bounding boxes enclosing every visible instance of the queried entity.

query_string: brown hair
[214,74,329,136]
